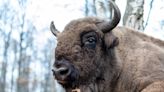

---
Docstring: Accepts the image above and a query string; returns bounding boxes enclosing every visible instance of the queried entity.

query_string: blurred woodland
[0,0,163,92]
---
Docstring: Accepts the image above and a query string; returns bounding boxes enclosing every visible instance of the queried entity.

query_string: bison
[51,0,164,92]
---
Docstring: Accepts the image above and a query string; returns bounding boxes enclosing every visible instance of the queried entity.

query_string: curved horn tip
[50,21,60,36]
[51,21,54,26]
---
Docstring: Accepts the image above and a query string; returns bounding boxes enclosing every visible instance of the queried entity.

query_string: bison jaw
[53,62,106,91]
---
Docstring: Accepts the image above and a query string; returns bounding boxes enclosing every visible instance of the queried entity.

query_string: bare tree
[0,1,13,91]
[85,0,97,16]
[85,0,116,19]
[10,39,19,92]
[95,0,106,18]
[17,31,30,92]
[0,29,12,92]
[0,0,56,92]
[123,0,144,31]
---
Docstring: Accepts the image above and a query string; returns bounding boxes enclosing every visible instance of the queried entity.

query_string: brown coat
[113,27,164,92]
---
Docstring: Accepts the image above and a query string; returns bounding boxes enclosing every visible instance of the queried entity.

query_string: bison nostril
[60,68,69,75]
[55,67,71,77]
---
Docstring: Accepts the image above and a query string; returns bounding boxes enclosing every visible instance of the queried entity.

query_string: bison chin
[63,69,79,89]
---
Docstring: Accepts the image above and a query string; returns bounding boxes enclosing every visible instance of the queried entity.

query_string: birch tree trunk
[95,0,106,18]
[95,0,115,19]
[85,0,115,19]
[123,0,144,31]
[85,0,97,16]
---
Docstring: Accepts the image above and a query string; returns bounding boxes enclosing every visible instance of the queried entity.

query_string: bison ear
[104,32,119,48]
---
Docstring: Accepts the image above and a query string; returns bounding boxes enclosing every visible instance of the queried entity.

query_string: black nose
[55,66,70,77]
[52,60,72,82]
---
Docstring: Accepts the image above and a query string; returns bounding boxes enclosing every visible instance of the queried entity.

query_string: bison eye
[82,32,97,49]
[85,36,97,49]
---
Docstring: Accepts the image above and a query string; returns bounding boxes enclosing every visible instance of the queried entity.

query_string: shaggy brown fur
[113,27,164,92]
[51,17,164,92]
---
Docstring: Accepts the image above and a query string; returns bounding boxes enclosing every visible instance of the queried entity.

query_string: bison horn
[50,21,60,36]
[98,0,121,33]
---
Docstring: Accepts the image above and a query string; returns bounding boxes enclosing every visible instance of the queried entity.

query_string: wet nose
[52,60,71,81]
[55,66,70,77]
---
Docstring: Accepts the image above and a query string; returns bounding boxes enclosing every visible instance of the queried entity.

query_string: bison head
[51,0,121,91]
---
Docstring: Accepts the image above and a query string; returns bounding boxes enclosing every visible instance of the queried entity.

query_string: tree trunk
[17,15,30,92]
[0,30,12,92]
[11,44,17,92]
[95,0,106,18]
[95,0,116,19]
[85,0,97,16]
[123,0,144,31]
